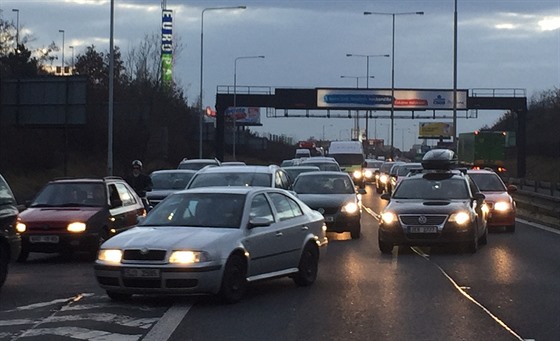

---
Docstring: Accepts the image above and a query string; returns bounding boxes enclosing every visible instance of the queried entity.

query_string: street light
[199,6,246,158]
[322,124,333,141]
[11,9,19,47]
[69,46,74,73]
[346,53,390,140]
[340,75,374,140]
[233,55,264,160]
[59,29,65,70]
[364,10,424,160]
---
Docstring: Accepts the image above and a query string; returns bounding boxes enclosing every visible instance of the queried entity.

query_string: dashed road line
[142,303,193,341]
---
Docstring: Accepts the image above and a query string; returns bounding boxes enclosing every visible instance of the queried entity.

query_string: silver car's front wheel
[219,254,247,304]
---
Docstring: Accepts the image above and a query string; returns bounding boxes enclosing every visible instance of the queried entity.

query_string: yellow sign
[419,122,453,138]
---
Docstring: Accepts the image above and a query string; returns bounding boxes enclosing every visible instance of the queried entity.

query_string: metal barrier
[511,189,560,229]
[506,177,560,197]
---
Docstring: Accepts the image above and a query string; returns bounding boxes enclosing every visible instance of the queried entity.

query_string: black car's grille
[123,249,167,261]
[310,207,339,215]
[399,214,448,226]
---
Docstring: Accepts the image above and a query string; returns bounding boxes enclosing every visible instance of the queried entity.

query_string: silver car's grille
[123,249,167,261]
[399,214,448,226]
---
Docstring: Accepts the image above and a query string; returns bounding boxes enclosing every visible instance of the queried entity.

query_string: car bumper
[379,223,475,246]
[94,263,224,295]
[21,232,103,253]
[487,210,516,227]
[324,214,360,233]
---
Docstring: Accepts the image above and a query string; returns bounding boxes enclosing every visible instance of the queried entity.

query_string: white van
[327,141,365,186]
[295,148,311,159]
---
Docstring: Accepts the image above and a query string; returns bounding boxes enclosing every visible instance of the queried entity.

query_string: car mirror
[380,193,391,201]
[137,216,146,224]
[357,188,367,195]
[507,184,517,193]
[248,217,273,228]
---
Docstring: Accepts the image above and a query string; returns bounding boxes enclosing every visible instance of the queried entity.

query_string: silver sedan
[94,186,328,303]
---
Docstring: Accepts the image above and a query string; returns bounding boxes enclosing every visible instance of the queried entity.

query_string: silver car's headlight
[494,201,511,211]
[169,251,211,264]
[449,211,470,225]
[381,212,398,225]
[98,249,123,263]
[341,202,359,214]
[364,170,373,178]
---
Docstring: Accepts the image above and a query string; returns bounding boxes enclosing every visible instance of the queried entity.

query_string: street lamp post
[199,6,246,159]
[322,124,333,141]
[364,11,424,160]
[340,75,374,140]
[11,9,19,47]
[59,29,65,71]
[346,53,389,140]
[69,46,74,73]
[233,55,264,160]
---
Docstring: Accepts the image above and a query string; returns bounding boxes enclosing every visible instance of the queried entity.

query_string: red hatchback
[17,177,146,261]
[467,169,517,232]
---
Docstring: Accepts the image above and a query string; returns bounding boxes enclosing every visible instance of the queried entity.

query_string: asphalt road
[1,184,559,341]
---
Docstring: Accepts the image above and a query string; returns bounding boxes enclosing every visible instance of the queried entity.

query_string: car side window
[114,183,136,206]
[268,192,303,221]
[467,177,480,197]
[250,194,274,222]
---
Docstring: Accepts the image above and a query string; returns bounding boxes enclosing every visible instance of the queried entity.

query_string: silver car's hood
[101,226,240,250]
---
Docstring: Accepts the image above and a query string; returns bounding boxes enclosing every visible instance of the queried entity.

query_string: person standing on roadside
[125,160,153,209]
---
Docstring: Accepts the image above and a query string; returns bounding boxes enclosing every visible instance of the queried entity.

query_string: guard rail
[505,177,560,228]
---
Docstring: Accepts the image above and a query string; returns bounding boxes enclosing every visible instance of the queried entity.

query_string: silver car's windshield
[151,172,194,190]
[141,192,245,228]
[393,178,469,200]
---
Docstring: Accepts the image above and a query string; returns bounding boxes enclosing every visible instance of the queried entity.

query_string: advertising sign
[161,9,173,84]
[317,89,467,110]
[225,107,261,125]
[418,122,454,138]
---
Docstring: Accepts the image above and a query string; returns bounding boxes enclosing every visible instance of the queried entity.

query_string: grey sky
[2,0,559,148]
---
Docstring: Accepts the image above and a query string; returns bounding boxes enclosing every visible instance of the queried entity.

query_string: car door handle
[300,226,309,231]
[275,232,283,237]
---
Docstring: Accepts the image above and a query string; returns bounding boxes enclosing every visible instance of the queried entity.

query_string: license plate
[409,226,437,233]
[324,216,334,222]
[29,235,59,243]
[122,268,160,278]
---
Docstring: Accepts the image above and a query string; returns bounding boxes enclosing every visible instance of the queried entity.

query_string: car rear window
[468,173,506,192]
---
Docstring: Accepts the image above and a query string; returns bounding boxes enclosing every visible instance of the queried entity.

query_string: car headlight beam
[381,212,397,225]
[16,222,26,233]
[67,222,87,233]
[342,202,359,214]
[169,251,209,264]
[98,249,123,263]
[449,211,470,225]
[494,201,511,212]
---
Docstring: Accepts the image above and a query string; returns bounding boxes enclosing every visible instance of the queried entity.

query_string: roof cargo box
[422,149,457,170]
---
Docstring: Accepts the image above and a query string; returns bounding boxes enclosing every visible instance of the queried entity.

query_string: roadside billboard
[316,89,468,110]
[224,107,261,125]
[418,122,454,139]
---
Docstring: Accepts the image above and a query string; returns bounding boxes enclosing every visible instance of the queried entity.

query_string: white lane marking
[20,326,141,341]
[363,206,380,220]
[411,247,526,341]
[5,293,94,312]
[516,218,560,235]
[142,303,193,341]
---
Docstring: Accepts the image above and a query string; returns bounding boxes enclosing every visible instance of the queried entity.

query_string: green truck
[457,131,515,172]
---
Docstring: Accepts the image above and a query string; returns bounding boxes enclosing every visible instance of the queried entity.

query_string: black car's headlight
[381,212,398,225]
[448,211,470,225]
[341,202,359,214]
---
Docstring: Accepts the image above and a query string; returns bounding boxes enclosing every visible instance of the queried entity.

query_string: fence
[506,177,560,228]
